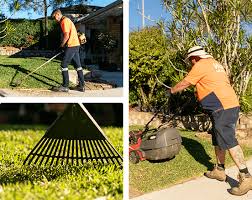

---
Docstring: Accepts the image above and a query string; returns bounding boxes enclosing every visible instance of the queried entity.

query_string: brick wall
[0,47,58,58]
[0,47,21,56]
[129,110,252,131]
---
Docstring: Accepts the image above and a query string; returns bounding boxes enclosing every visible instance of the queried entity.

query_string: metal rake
[23,104,123,166]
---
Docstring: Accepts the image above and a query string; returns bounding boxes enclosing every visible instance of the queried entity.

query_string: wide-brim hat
[185,46,213,63]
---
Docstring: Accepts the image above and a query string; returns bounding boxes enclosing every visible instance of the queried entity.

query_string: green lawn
[129,128,252,195]
[0,55,77,89]
[0,125,123,200]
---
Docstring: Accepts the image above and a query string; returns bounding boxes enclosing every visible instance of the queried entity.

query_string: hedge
[0,19,61,49]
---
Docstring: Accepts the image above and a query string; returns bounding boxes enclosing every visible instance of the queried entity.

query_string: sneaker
[204,165,226,181]
[71,85,85,92]
[52,86,69,92]
[229,172,252,196]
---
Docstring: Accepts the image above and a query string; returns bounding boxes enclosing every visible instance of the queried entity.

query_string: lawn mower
[129,95,187,164]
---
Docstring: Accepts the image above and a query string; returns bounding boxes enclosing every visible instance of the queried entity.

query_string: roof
[77,0,123,24]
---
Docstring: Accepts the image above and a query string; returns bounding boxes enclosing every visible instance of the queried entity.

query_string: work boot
[204,165,226,181]
[229,172,252,196]
[52,86,69,92]
[71,85,85,92]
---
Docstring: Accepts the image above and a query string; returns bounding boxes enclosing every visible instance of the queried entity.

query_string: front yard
[0,55,67,89]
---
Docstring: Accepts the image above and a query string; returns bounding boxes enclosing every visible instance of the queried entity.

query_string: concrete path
[0,87,123,97]
[131,159,252,200]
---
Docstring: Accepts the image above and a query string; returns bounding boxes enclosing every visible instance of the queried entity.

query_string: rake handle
[18,52,63,84]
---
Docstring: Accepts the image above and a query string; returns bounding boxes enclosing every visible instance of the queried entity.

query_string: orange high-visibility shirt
[60,17,80,47]
[184,58,239,111]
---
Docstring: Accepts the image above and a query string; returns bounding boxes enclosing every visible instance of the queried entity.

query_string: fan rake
[23,104,123,167]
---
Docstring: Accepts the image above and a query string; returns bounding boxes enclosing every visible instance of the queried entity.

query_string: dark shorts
[209,107,239,150]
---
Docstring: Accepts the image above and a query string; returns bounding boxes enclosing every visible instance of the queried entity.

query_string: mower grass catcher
[129,94,188,164]
[129,127,182,164]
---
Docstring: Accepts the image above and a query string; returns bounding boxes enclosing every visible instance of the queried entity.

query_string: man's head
[51,9,62,22]
[185,46,213,65]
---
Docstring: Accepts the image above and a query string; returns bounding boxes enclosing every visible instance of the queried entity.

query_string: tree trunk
[44,0,48,49]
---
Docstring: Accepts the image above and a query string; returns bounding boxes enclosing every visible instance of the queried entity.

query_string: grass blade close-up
[0,125,123,200]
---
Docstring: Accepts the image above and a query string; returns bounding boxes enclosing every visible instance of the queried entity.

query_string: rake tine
[93,140,104,164]
[104,140,122,165]
[61,139,67,165]
[50,139,62,166]
[92,140,102,163]
[55,139,63,166]
[99,140,116,165]
[71,140,74,165]
[30,137,52,165]
[44,138,58,165]
[82,140,89,163]
[89,140,97,163]
[32,137,51,165]
[78,139,84,165]
[75,140,79,165]
[39,138,55,166]
[23,136,48,165]
[96,140,108,163]
[66,139,71,165]
[86,140,93,162]
[105,140,123,163]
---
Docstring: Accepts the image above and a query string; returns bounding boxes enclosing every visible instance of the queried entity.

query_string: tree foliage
[6,0,89,48]
[129,27,191,111]
[129,0,252,112]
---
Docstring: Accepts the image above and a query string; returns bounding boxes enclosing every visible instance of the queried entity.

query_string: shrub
[0,19,60,49]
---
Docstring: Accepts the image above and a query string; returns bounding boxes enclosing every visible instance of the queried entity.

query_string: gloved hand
[58,46,65,52]
[166,88,171,98]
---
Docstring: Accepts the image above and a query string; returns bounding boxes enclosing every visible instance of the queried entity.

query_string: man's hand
[170,79,191,94]
[58,46,65,52]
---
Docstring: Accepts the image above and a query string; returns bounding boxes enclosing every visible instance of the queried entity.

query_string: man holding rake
[51,9,85,92]
[170,46,252,196]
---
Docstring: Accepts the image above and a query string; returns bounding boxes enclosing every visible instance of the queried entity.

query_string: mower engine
[129,128,182,163]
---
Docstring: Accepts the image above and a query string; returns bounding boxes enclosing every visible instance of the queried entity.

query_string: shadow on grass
[148,156,175,163]
[182,136,214,170]
[0,64,60,87]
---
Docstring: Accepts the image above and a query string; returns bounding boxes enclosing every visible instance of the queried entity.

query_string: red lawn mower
[129,95,190,164]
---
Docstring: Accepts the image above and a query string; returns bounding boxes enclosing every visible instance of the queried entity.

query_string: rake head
[23,104,123,167]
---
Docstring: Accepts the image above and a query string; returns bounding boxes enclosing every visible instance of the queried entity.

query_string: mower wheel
[129,151,140,164]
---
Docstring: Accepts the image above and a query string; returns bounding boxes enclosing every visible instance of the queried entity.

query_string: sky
[1,0,116,19]
[129,0,170,31]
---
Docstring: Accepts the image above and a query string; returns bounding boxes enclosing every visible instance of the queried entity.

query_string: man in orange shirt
[170,46,252,195]
[51,9,85,92]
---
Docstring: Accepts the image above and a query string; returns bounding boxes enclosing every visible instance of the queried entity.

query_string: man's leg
[228,144,252,196]
[229,145,247,170]
[215,146,226,168]
[208,107,252,196]
[204,113,227,181]
[204,145,226,181]
[72,47,85,89]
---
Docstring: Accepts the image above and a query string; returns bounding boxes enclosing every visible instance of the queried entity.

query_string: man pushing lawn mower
[169,46,252,196]
[51,9,85,92]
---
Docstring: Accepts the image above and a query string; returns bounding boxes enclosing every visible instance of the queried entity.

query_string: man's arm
[171,79,191,94]
[60,32,69,47]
